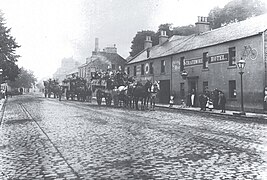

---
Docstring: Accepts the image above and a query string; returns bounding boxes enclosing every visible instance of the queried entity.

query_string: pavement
[155,103,267,121]
[89,96,267,122]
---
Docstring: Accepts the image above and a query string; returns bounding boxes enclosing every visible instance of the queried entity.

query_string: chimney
[95,38,99,52]
[195,16,210,34]
[144,36,152,49]
[159,30,168,45]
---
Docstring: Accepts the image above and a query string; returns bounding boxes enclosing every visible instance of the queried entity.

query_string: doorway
[159,80,170,104]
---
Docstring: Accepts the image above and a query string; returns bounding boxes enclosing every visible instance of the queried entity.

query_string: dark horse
[133,81,152,110]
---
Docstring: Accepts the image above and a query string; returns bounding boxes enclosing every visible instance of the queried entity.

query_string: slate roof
[128,13,267,64]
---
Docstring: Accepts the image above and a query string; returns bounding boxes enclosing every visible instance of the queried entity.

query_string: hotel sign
[184,58,203,66]
[209,54,228,63]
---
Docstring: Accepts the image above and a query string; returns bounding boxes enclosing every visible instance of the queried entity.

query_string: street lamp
[237,58,246,115]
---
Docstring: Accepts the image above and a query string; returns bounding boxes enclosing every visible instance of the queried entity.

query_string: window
[149,62,153,74]
[203,52,208,69]
[180,57,185,72]
[127,67,130,75]
[180,83,185,98]
[229,47,236,66]
[229,80,236,98]
[141,64,145,75]
[161,60,165,73]
[203,81,208,93]
[112,64,115,70]
[134,66,137,76]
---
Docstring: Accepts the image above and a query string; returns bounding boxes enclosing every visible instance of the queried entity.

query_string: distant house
[126,14,267,112]
[53,57,81,83]
[78,38,126,84]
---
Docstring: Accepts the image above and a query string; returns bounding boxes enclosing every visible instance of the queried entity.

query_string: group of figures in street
[188,88,227,113]
[43,70,161,111]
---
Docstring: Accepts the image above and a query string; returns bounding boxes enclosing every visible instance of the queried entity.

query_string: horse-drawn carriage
[43,79,62,100]
[91,70,129,106]
[62,76,90,101]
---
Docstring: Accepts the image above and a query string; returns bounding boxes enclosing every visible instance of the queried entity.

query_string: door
[159,80,170,104]
[187,78,198,106]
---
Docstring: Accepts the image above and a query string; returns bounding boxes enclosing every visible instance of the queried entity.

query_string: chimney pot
[195,16,210,34]
[159,30,168,45]
[144,35,152,49]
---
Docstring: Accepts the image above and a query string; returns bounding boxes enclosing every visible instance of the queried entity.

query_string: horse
[132,80,152,110]
[150,81,160,111]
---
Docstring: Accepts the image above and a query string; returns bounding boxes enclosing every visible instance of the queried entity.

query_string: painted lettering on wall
[209,54,228,63]
[184,58,202,66]
[172,59,180,71]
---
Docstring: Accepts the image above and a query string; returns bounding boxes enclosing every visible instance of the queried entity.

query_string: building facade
[53,57,81,83]
[78,40,126,84]
[126,14,267,112]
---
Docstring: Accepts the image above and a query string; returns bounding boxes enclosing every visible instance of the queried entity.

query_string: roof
[80,52,126,68]
[128,13,267,64]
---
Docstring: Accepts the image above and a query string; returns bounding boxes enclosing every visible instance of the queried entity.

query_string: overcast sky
[0,0,262,80]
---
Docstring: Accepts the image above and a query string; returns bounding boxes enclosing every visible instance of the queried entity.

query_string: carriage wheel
[97,97,102,105]
[106,97,112,106]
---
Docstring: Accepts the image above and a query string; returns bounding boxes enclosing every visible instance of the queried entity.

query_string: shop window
[134,66,137,76]
[149,62,153,74]
[229,47,236,66]
[180,56,185,72]
[127,67,130,75]
[203,52,208,69]
[161,60,165,73]
[203,81,208,93]
[141,64,145,75]
[229,80,236,98]
[180,82,185,98]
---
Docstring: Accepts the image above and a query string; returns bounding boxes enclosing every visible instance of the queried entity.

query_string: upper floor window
[203,52,208,69]
[134,66,137,76]
[180,56,185,71]
[141,64,145,75]
[229,47,236,66]
[149,62,154,74]
[161,60,166,73]
[127,67,130,75]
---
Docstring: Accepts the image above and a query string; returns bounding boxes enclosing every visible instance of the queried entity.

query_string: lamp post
[237,59,246,115]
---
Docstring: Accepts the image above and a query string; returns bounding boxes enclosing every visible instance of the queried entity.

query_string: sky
[0,0,261,80]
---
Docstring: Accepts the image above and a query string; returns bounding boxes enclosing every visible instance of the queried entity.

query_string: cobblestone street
[1,94,267,179]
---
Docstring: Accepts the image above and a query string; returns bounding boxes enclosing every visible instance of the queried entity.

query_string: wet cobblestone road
[1,94,267,179]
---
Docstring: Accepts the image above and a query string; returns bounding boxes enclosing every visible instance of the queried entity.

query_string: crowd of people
[185,88,227,113]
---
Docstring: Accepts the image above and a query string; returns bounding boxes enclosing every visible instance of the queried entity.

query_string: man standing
[218,91,226,113]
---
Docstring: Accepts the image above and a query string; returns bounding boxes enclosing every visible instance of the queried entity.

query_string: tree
[173,25,197,36]
[8,68,37,89]
[208,0,267,29]
[157,23,173,37]
[0,11,20,81]
[129,30,158,57]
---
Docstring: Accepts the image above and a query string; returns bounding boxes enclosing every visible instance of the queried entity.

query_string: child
[181,99,186,108]
[169,95,174,107]
[207,98,214,111]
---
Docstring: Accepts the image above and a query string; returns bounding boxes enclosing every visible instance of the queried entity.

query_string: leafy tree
[157,23,173,37]
[173,25,197,36]
[208,0,267,29]
[8,68,37,89]
[129,30,158,57]
[0,11,20,81]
